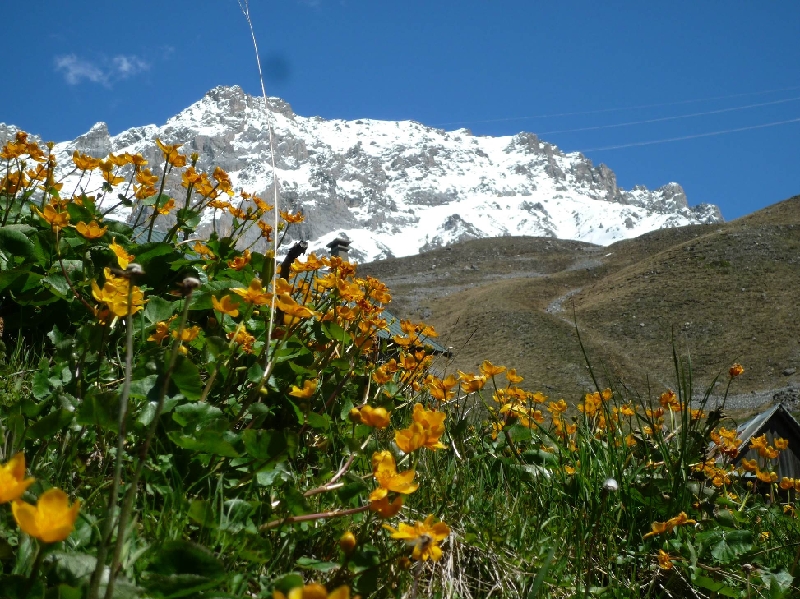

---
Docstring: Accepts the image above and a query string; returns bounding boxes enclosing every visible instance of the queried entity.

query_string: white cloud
[54,53,150,86]
[112,55,149,77]
[54,54,107,85]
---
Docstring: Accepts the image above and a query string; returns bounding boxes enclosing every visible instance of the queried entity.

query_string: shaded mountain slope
[361,196,800,402]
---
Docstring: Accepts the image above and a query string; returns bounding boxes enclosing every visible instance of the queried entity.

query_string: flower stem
[87,280,135,599]
[103,287,193,599]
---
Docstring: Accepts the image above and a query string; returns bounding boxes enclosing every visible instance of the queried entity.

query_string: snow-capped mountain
[1,85,722,262]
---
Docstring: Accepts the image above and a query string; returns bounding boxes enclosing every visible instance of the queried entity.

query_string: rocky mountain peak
[12,87,724,262]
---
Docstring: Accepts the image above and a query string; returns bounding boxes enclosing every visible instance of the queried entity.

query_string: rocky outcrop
[11,85,724,261]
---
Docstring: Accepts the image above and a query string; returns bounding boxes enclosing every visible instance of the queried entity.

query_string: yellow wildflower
[148,320,171,344]
[75,220,107,239]
[644,512,696,539]
[479,360,506,377]
[231,279,271,305]
[110,238,135,270]
[0,453,35,503]
[370,451,418,500]
[426,374,458,402]
[228,249,252,270]
[369,495,404,518]
[339,531,357,555]
[657,550,674,570]
[156,197,175,215]
[211,295,240,317]
[12,488,80,543]
[193,242,216,259]
[91,268,145,318]
[394,403,446,453]
[458,371,487,394]
[227,326,256,353]
[172,325,200,343]
[289,379,317,400]
[729,363,744,378]
[506,368,524,384]
[358,405,392,429]
[72,150,100,171]
[32,203,70,231]
[383,514,450,562]
[280,210,304,224]
[273,583,352,599]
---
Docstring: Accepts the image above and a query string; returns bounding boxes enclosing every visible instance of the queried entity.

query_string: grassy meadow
[0,129,799,599]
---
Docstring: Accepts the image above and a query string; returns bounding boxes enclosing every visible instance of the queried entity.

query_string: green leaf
[175,207,201,230]
[50,551,97,585]
[242,429,288,461]
[0,224,37,260]
[761,570,794,599]
[33,358,51,400]
[295,557,339,573]
[129,375,159,401]
[0,575,45,599]
[256,464,290,487]
[691,573,740,597]
[272,573,304,595]
[187,500,217,529]
[306,412,330,431]
[168,431,240,458]
[203,336,228,362]
[76,390,120,432]
[322,322,351,343]
[141,540,226,597]
[0,269,27,293]
[41,274,71,300]
[337,479,369,503]
[26,409,72,441]
[173,403,226,432]
[144,296,176,325]
[273,345,311,363]
[507,423,533,443]
[709,530,753,564]
[188,290,213,311]
[171,356,202,400]
[246,362,264,383]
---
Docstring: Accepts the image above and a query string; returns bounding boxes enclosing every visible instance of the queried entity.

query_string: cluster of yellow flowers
[739,434,790,484]
[643,511,696,539]
[0,454,80,543]
[363,401,450,558]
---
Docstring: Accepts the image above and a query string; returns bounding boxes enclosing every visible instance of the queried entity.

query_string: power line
[578,117,800,152]
[537,96,800,135]
[434,85,800,127]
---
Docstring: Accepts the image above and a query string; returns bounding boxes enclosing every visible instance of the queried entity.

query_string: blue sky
[1,1,798,220]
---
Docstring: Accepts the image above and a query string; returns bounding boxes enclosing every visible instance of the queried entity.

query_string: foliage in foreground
[0,132,799,598]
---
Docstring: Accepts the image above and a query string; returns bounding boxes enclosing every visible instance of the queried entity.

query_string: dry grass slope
[361,196,800,405]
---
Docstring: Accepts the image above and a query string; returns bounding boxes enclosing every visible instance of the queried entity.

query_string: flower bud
[602,478,619,493]
[126,263,144,277]
[339,531,357,555]
[182,277,201,290]
[348,408,362,424]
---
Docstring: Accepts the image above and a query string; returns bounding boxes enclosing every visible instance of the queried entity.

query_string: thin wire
[537,96,800,135]
[578,116,800,152]
[237,0,280,366]
[434,84,800,127]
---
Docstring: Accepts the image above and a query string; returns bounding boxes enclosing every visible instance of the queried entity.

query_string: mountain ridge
[1,85,721,262]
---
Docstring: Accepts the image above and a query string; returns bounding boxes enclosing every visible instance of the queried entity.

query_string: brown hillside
[360,196,800,403]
